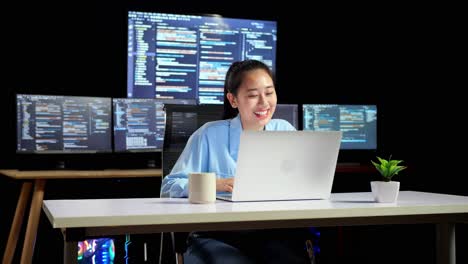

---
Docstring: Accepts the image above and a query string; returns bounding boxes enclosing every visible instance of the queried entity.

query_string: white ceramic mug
[189,172,216,203]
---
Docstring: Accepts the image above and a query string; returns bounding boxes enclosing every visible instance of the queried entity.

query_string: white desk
[43,191,468,264]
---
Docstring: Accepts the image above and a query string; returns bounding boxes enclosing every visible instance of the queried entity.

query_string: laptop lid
[228,130,342,202]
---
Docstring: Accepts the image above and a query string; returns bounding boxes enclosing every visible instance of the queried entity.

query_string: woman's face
[228,69,277,131]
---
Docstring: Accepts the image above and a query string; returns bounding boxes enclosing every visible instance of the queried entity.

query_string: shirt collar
[229,115,242,159]
[230,114,274,131]
[229,114,275,159]
[229,114,243,130]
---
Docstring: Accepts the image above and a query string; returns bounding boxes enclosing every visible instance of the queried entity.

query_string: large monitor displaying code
[127,11,277,105]
[17,94,112,153]
[303,104,377,150]
[113,98,166,152]
[272,104,299,129]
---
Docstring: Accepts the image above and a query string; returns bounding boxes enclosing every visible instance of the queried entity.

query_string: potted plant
[370,156,407,203]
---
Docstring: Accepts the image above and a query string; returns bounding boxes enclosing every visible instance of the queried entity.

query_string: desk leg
[62,229,77,264]
[2,182,32,264]
[63,241,77,264]
[436,223,455,264]
[19,179,46,264]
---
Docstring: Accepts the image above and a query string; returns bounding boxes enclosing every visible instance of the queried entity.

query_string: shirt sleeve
[160,130,209,198]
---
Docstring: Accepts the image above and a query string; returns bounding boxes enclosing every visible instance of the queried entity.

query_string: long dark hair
[222,60,274,119]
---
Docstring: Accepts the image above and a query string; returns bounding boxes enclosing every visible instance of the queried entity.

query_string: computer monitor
[127,11,277,105]
[113,98,166,152]
[16,94,112,154]
[303,104,377,150]
[272,104,299,129]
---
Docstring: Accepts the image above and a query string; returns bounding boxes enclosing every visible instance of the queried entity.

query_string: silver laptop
[217,130,342,202]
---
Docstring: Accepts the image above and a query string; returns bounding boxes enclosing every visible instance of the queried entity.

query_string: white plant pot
[370,181,400,203]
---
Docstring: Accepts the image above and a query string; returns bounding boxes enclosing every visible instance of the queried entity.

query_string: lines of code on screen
[16,94,112,153]
[127,11,277,105]
[113,98,166,152]
[303,104,377,150]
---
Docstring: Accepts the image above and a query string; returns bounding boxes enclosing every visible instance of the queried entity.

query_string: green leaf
[393,166,407,175]
[371,160,385,176]
[377,156,388,167]
[389,164,403,176]
[388,159,403,166]
[371,156,407,180]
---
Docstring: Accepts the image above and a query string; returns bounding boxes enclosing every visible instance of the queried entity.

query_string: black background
[1,1,465,263]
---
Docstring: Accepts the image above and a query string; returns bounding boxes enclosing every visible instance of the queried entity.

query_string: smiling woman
[225,61,278,130]
[161,60,312,264]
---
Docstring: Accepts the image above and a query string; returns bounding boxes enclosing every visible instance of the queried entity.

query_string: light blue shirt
[160,115,296,198]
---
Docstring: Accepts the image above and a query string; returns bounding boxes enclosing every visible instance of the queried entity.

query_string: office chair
[160,104,224,264]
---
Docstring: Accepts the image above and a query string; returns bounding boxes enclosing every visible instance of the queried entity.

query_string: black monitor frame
[15,94,113,170]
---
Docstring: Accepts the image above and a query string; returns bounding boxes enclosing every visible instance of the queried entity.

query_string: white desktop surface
[43,191,468,229]
[43,191,468,264]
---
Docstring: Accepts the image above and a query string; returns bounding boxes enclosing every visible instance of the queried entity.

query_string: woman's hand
[216,178,234,192]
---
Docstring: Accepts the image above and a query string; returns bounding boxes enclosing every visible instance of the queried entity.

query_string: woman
[161,60,310,263]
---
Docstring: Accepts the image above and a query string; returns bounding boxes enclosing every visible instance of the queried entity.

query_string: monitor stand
[146,159,156,168]
[55,160,66,170]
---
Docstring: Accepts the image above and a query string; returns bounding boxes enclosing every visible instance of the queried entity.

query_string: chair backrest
[162,104,224,178]
[161,104,224,258]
